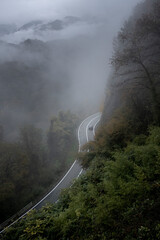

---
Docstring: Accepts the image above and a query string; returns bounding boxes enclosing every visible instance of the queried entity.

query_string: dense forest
[0,14,105,226]
[0,38,81,140]
[0,27,103,141]
[0,12,97,226]
[2,0,160,239]
[0,111,78,224]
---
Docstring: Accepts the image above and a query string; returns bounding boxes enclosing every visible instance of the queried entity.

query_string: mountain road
[0,112,101,233]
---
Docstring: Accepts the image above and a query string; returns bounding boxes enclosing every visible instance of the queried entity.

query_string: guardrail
[0,202,32,231]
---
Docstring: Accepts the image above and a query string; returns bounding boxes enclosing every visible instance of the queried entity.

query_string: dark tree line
[104,0,160,127]
[2,1,160,239]
[0,111,77,224]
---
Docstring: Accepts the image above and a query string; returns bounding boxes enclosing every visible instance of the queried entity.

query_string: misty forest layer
[0,13,106,225]
[2,0,160,239]
[0,111,78,224]
[0,15,106,141]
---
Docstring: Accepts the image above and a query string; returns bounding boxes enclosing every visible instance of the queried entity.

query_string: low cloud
[0,0,141,25]
[0,0,142,139]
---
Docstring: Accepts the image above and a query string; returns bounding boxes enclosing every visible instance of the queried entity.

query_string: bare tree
[111,3,160,123]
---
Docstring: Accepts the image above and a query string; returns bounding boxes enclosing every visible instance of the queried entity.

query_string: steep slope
[2,1,160,239]
[102,0,160,127]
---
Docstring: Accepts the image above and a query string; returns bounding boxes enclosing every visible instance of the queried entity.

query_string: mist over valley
[0,0,140,139]
[3,2,159,238]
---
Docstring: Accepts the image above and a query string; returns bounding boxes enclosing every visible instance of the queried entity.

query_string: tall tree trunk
[140,61,160,124]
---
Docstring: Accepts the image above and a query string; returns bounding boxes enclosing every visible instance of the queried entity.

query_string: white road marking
[31,161,77,209]
[0,160,77,234]
[0,112,101,234]
[86,114,101,142]
[78,113,99,152]
[77,169,83,178]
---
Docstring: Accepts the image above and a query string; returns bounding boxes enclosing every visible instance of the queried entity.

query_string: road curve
[0,112,101,233]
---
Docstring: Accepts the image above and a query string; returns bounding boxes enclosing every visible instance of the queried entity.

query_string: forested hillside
[0,111,78,224]
[0,1,107,229]
[2,0,160,239]
[0,38,82,140]
[0,24,100,223]
[102,0,160,127]
[0,22,105,141]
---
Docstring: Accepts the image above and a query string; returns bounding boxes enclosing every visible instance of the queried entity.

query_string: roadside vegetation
[0,111,78,224]
[3,126,160,240]
[2,0,160,239]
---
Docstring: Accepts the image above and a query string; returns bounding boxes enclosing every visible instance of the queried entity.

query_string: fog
[0,0,142,139]
[0,0,141,25]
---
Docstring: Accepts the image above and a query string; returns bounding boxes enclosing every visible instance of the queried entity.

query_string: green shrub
[3,127,160,240]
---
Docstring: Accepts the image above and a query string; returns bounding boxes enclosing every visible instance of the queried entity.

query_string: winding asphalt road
[35,112,101,208]
[0,112,101,233]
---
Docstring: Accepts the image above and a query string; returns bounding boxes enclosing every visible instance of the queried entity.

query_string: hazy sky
[0,0,141,25]
[0,0,143,136]
[0,0,142,114]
